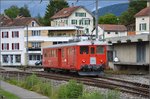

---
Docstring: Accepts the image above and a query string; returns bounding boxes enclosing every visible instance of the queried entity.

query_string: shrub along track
[0,71,149,98]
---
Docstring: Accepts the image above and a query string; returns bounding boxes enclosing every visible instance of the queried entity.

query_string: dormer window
[31,21,36,27]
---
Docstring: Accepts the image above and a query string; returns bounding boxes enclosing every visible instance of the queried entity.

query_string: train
[42,40,107,76]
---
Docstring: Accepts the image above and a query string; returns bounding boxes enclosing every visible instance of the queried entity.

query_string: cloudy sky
[0,0,128,17]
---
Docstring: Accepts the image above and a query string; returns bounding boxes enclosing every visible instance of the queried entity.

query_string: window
[32,30,41,36]
[107,32,110,34]
[80,46,89,54]
[115,32,118,34]
[2,32,8,38]
[91,47,95,54]
[85,28,89,34]
[2,43,9,50]
[85,20,90,25]
[12,43,19,50]
[96,46,104,54]
[31,21,35,27]
[29,55,41,60]
[2,55,9,63]
[15,55,21,63]
[75,12,86,17]
[71,20,77,25]
[139,23,146,31]
[31,42,41,48]
[107,51,113,61]
[12,31,19,38]
[79,20,83,25]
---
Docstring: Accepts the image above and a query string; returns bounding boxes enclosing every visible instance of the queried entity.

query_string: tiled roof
[134,7,150,17]
[0,16,39,27]
[51,6,80,19]
[99,24,127,32]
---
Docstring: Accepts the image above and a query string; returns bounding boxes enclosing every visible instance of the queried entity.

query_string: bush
[57,80,83,99]
[79,91,105,99]
[23,74,40,89]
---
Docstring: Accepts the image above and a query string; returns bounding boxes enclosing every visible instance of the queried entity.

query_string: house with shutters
[0,16,81,66]
[0,16,40,66]
[51,6,94,35]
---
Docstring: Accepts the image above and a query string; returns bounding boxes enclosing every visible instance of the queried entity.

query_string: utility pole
[26,25,29,69]
[95,0,98,39]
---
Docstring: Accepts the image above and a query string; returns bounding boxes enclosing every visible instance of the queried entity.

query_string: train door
[58,49,62,67]
[89,46,96,64]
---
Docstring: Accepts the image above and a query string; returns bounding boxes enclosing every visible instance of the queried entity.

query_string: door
[58,49,62,67]
[90,46,96,64]
[137,43,146,63]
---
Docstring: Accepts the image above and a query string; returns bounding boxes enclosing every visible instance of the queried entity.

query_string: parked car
[35,60,42,65]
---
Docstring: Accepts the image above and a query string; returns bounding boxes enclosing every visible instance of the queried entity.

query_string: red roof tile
[135,7,150,17]
[99,24,127,31]
[51,6,80,19]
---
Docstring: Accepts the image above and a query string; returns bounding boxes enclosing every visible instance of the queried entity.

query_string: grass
[0,88,20,99]
[4,74,121,99]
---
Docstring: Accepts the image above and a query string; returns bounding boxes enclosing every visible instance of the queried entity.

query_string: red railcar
[42,40,107,76]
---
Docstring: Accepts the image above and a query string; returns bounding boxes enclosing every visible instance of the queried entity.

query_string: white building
[0,26,25,66]
[51,6,94,35]
[135,5,150,34]
[93,24,127,39]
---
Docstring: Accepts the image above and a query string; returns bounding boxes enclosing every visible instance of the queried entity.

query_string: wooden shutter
[2,44,4,50]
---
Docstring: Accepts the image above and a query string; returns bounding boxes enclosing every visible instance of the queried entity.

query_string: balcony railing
[28,47,41,51]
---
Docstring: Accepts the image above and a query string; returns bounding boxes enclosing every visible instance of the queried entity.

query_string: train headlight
[82,59,86,63]
[100,60,103,63]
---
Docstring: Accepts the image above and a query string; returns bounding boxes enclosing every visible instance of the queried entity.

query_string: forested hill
[93,3,129,16]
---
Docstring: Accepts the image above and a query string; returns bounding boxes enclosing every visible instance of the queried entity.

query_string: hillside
[93,3,129,16]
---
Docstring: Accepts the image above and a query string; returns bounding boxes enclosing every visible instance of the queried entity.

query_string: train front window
[80,46,89,54]
[91,47,95,54]
[97,46,104,54]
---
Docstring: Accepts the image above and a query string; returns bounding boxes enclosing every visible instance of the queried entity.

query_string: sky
[0,0,129,17]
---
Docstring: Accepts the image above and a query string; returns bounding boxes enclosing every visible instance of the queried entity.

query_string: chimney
[147,0,150,7]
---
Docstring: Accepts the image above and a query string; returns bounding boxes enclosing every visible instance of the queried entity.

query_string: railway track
[0,71,149,98]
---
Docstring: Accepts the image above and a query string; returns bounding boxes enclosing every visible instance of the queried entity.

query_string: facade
[134,4,150,35]
[106,34,149,70]
[0,26,26,66]
[0,16,40,66]
[93,24,127,39]
[26,26,79,65]
[51,6,94,34]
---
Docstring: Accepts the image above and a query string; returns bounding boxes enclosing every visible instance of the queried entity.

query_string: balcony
[28,47,41,51]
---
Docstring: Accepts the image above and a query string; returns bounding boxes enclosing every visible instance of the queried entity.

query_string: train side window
[91,47,95,54]
[80,46,89,54]
[97,46,104,54]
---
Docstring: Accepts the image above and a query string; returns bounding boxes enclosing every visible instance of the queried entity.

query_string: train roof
[42,40,107,49]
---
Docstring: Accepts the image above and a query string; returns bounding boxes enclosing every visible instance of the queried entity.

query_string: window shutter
[2,44,4,50]
[12,43,14,50]
[17,31,19,37]
[12,32,14,38]
[18,43,19,50]
[7,43,9,50]
[7,32,8,38]
[2,32,4,38]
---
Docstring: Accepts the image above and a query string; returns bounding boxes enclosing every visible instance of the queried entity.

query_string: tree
[4,6,20,18]
[98,13,119,24]
[19,5,31,17]
[44,0,69,26]
[4,5,31,18]
[120,0,146,25]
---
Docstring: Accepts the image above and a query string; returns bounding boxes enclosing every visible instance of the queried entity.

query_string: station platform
[0,81,49,99]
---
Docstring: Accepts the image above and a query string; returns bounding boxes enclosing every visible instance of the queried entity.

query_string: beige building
[51,6,94,35]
